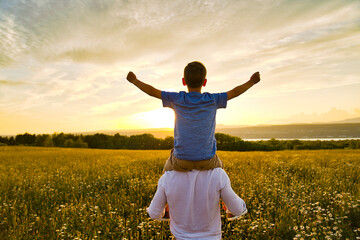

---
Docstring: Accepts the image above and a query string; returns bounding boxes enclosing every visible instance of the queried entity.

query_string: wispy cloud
[0,80,26,85]
[1,1,359,71]
[276,107,360,124]
[0,0,359,133]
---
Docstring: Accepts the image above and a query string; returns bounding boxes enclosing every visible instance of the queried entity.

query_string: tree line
[0,133,173,150]
[0,132,359,151]
[215,133,360,151]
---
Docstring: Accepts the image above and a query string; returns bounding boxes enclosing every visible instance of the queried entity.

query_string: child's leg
[211,154,223,169]
[163,150,175,173]
[158,203,170,221]
[164,204,169,218]
[193,153,223,170]
[163,149,194,172]
[164,151,224,172]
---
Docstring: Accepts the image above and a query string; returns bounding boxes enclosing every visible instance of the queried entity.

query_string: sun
[135,108,175,129]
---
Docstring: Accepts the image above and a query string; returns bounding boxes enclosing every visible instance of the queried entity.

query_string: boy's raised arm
[126,71,162,99]
[227,72,260,101]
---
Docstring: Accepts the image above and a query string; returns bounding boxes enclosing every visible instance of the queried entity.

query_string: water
[244,138,360,141]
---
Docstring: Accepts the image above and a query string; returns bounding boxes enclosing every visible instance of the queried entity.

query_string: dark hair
[184,61,207,88]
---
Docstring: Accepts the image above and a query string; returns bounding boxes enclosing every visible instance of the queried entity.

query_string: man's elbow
[147,207,165,219]
[229,199,247,216]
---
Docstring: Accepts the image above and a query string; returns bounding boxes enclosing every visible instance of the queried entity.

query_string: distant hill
[216,123,360,139]
[76,122,360,140]
[334,117,360,124]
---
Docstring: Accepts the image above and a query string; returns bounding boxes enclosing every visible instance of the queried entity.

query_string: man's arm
[227,72,260,101]
[220,171,247,217]
[126,71,162,99]
[147,177,167,219]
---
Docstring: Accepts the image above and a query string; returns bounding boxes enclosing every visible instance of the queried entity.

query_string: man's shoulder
[164,168,225,177]
[212,167,227,175]
[162,168,228,188]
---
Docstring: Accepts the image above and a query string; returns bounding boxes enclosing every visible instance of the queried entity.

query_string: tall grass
[0,147,359,239]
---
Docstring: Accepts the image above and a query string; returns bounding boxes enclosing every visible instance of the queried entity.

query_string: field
[0,147,359,239]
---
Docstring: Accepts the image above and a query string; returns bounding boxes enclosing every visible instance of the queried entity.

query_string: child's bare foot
[227,212,238,221]
[227,209,248,221]
[159,204,170,221]
[163,205,170,218]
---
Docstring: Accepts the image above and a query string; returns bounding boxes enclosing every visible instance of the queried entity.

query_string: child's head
[183,61,207,88]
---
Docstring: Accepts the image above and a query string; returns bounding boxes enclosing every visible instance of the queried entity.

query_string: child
[127,61,260,218]
[127,61,260,169]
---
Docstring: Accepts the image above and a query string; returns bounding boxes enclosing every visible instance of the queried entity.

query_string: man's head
[183,61,207,88]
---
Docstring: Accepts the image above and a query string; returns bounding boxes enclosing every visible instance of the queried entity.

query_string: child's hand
[250,72,260,85]
[127,71,137,83]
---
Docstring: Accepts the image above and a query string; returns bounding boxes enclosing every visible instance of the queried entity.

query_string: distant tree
[43,135,53,147]
[4,131,360,151]
[285,139,302,150]
[52,133,66,147]
[267,138,282,150]
[113,133,129,149]
[36,134,53,147]
[160,136,174,149]
[8,136,16,146]
[216,133,236,151]
[0,136,8,145]
[15,133,36,146]
[73,136,88,148]
[84,133,114,149]
[216,133,247,151]
[128,134,159,149]
[64,139,75,148]
[349,140,360,149]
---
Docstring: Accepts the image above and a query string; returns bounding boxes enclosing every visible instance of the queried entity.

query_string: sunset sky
[1,0,360,135]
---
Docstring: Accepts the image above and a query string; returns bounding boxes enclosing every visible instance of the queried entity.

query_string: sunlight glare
[134,108,175,128]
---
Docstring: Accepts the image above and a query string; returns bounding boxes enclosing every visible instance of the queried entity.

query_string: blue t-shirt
[162,91,227,161]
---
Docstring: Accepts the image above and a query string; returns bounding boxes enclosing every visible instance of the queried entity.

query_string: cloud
[1,0,360,133]
[0,80,26,85]
[276,107,360,124]
[1,0,359,69]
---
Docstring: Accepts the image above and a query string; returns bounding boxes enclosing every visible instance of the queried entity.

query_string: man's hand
[249,72,260,85]
[127,71,137,83]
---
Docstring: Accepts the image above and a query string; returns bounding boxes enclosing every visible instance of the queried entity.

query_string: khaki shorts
[163,149,223,172]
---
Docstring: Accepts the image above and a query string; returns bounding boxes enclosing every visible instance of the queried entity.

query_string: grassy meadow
[0,147,359,239]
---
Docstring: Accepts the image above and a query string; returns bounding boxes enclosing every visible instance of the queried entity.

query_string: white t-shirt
[147,168,247,240]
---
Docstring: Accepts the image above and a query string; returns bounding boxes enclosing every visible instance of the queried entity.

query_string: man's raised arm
[227,72,260,101]
[126,71,162,99]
